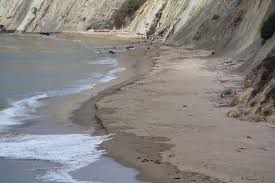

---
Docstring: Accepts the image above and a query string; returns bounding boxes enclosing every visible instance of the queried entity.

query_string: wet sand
[84,46,275,183]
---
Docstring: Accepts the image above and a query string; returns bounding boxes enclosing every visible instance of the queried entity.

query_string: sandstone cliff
[0,0,124,32]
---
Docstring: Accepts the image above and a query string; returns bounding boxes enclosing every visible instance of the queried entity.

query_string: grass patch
[113,0,146,29]
[250,56,275,100]
[261,12,275,41]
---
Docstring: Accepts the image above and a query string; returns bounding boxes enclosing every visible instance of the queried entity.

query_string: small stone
[239,146,246,150]
[221,89,236,98]
[227,110,239,118]
[40,32,50,36]
[212,14,220,20]
[154,160,161,164]
[126,45,135,50]
[259,147,270,151]
[246,136,252,139]
[141,159,149,162]
[108,50,115,54]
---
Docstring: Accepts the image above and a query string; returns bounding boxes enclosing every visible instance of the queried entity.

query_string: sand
[89,46,275,183]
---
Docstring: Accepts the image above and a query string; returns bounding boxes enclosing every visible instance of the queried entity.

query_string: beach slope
[95,47,275,183]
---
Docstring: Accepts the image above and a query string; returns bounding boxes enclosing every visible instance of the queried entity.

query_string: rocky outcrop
[232,37,275,122]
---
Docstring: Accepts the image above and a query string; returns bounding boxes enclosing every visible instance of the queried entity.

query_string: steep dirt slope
[233,37,275,122]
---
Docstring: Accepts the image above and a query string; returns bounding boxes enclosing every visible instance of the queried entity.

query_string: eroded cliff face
[129,0,273,55]
[0,0,124,32]
[232,36,275,122]
[0,0,272,53]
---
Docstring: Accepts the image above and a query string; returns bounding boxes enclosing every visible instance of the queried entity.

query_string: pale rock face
[0,0,125,32]
[0,0,273,53]
[126,0,167,36]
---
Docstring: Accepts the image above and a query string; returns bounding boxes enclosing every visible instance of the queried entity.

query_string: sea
[0,34,146,183]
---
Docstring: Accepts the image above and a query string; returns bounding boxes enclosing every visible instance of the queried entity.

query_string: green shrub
[127,0,146,15]
[261,12,275,41]
[113,0,146,29]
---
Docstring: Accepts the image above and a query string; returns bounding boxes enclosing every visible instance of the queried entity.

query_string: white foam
[0,94,48,127]
[0,134,110,183]
[0,63,125,131]
[89,58,118,66]
[99,67,126,83]
[48,66,125,96]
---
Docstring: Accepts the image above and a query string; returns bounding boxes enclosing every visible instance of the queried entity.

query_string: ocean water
[0,34,139,183]
[0,34,124,131]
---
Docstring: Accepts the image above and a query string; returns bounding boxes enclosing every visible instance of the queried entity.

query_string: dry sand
[92,46,275,183]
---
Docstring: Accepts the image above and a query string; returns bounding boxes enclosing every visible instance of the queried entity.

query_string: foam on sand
[0,134,110,183]
[89,58,118,66]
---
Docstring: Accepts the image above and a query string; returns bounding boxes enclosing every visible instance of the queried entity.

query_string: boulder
[227,110,240,118]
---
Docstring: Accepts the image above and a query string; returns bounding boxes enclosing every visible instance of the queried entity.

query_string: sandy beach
[75,44,275,183]
[1,1,275,183]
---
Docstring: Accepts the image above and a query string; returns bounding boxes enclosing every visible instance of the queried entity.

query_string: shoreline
[72,39,157,135]
[74,42,225,183]
[92,47,225,183]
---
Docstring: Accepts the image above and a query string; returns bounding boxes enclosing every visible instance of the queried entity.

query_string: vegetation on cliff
[113,0,146,29]
[261,12,275,41]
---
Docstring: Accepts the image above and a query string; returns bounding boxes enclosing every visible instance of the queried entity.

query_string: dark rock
[0,24,7,33]
[221,89,236,98]
[212,14,220,20]
[212,51,216,55]
[141,159,149,163]
[126,45,135,50]
[154,160,161,164]
[108,50,115,54]
[40,32,51,36]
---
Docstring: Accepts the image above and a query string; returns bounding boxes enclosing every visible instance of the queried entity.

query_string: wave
[0,94,49,129]
[89,58,118,66]
[0,134,110,183]
[0,62,125,130]
[48,66,125,96]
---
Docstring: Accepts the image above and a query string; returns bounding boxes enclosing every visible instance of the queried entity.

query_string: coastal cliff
[0,0,124,32]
